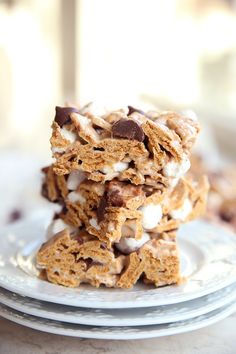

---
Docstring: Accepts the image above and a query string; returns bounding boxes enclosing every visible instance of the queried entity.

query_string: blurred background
[0,0,236,226]
[1,0,236,157]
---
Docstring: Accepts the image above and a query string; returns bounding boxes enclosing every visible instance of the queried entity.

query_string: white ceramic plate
[1,282,236,326]
[1,217,236,309]
[0,301,236,340]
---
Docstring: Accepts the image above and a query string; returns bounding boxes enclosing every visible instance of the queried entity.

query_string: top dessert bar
[51,103,200,187]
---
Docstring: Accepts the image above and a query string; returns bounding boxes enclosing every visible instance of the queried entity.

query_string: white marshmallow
[67,170,86,190]
[80,102,108,116]
[89,218,101,230]
[74,113,90,126]
[46,219,68,240]
[115,232,150,254]
[169,198,192,221]
[181,109,198,121]
[113,162,128,172]
[60,128,77,143]
[169,177,179,188]
[68,191,86,204]
[163,156,191,178]
[108,222,115,232]
[101,162,128,175]
[139,204,163,230]
[51,146,65,154]
[101,165,114,174]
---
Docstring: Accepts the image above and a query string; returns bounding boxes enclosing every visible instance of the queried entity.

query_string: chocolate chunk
[112,119,145,142]
[97,188,125,222]
[72,235,84,245]
[8,209,23,223]
[41,183,49,200]
[54,106,79,127]
[97,194,108,223]
[128,106,145,116]
[41,166,49,174]
[107,190,124,207]
[220,208,236,222]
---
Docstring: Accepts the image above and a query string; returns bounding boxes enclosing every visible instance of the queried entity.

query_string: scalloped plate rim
[0,301,236,340]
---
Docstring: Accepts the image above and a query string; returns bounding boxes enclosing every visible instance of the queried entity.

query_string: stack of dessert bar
[37,104,208,289]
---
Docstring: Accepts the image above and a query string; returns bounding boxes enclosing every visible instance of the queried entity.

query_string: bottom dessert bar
[37,228,180,289]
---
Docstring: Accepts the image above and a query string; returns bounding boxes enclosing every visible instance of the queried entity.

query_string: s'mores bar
[51,104,199,188]
[36,104,208,289]
[41,166,208,247]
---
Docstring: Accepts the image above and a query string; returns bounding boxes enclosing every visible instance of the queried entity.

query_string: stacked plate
[0,214,236,340]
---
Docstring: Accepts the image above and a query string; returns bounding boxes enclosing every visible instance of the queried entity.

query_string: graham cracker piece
[116,252,145,289]
[85,255,126,288]
[143,119,183,162]
[187,175,209,221]
[85,265,118,288]
[56,174,68,199]
[76,240,114,264]
[140,238,180,286]
[88,208,143,246]
[59,202,83,227]
[162,179,189,214]
[37,229,87,287]
[37,229,80,265]
[53,138,148,177]
[71,112,101,143]
[119,168,145,185]
[46,260,86,287]
[50,121,73,154]
[144,190,165,206]
[42,166,68,202]
[165,112,200,151]
[152,217,180,233]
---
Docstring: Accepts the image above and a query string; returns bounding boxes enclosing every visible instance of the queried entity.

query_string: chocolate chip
[73,235,84,244]
[220,209,235,222]
[54,106,79,127]
[100,243,107,250]
[41,183,49,200]
[107,190,124,207]
[8,209,23,223]
[41,166,49,174]
[128,106,145,116]
[112,119,145,142]
[97,194,108,223]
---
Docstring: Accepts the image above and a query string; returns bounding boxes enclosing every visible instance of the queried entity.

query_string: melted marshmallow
[101,162,128,175]
[68,191,86,204]
[89,218,101,230]
[115,232,150,254]
[139,204,163,230]
[163,156,191,178]
[46,219,68,240]
[60,128,77,143]
[113,162,128,172]
[181,109,198,121]
[67,170,86,190]
[101,165,114,174]
[74,113,90,126]
[51,146,66,154]
[169,198,192,221]
[79,102,108,116]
